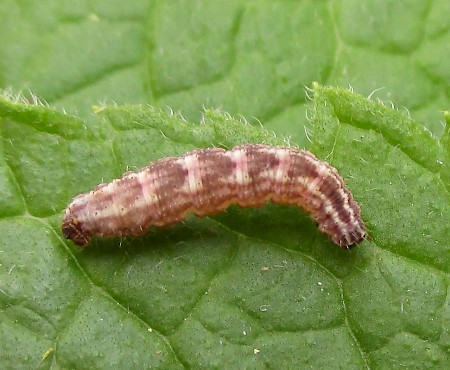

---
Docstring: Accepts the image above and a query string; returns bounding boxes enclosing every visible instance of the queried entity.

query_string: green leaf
[1,83,449,368]
[1,0,449,368]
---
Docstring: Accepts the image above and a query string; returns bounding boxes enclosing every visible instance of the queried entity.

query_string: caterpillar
[62,145,366,248]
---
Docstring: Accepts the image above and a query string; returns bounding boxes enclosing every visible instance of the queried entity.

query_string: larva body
[62,145,366,248]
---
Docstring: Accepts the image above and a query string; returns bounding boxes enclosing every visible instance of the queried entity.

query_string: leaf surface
[0,1,449,368]
[1,84,449,368]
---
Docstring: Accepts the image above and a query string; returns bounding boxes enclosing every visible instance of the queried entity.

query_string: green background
[0,0,449,368]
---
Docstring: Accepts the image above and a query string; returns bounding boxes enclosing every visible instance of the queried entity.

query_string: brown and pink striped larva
[62,145,366,248]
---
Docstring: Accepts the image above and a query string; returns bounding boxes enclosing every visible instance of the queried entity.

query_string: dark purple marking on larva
[62,145,366,248]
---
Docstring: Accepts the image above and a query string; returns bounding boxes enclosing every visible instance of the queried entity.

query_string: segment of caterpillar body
[62,145,366,248]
